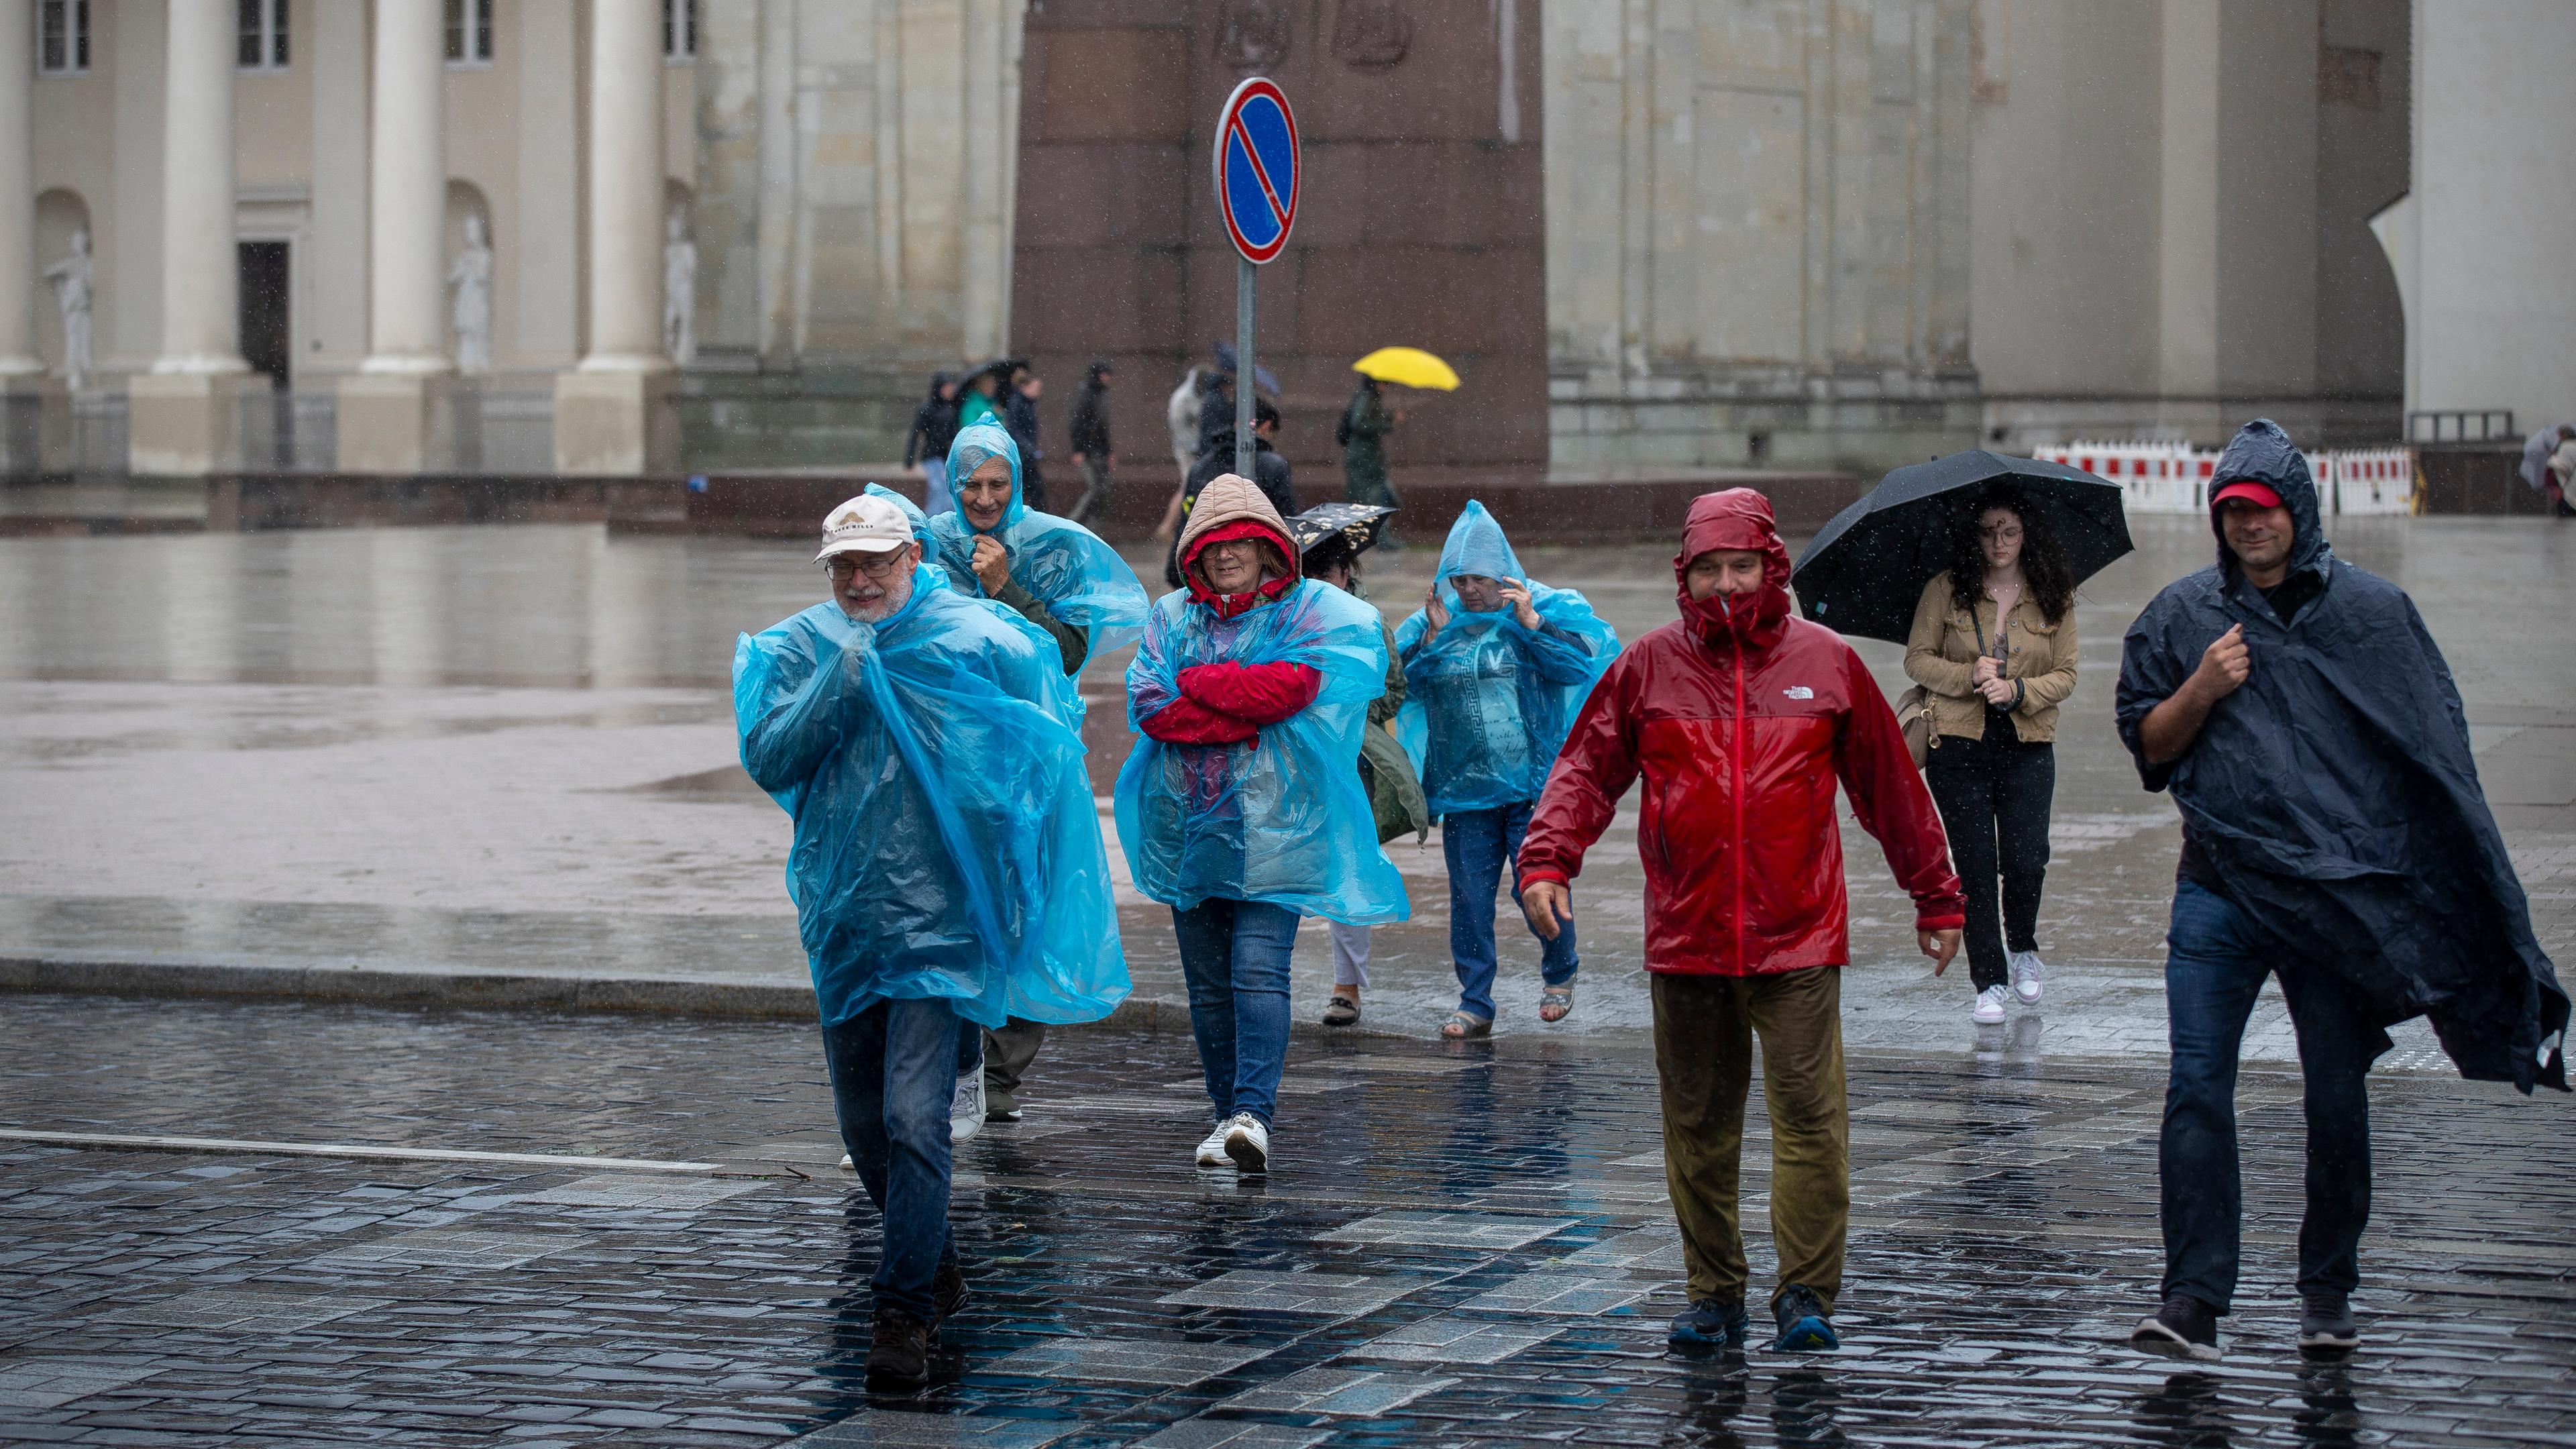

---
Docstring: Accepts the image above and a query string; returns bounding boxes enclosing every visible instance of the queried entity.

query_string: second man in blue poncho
[1396,500,1619,1038]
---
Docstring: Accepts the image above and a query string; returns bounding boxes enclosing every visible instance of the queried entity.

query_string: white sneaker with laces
[951,1073,985,1144]
[2009,950,2045,1004]
[1972,984,2009,1024]
[1193,1122,1232,1169]
[837,1153,855,1173]
[1223,1112,1270,1174]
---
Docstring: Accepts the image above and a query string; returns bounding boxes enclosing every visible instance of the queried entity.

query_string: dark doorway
[237,241,290,390]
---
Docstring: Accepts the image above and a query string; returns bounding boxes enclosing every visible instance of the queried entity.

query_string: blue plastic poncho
[931,421,1150,667]
[1114,579,1410,922]
[1394,500,1620,815]
[865,481,938,549]
[733,565,1128,1031]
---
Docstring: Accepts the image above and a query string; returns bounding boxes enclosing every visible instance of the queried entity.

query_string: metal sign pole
[1234,256,1256,482]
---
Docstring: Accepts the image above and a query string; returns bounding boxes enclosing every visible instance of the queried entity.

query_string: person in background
[2520,423,2574,515]
[1067,360,1116,527]
[734,492,1126,1389]
[1903,485,2080,1025]
[2551,433,2576,519]
[1289,503,1424,1027]
[1117,476,1409,1173]
[2116,419,2566,1364]
[1157,364,1204,543]
[1006,367,1048,513]
[957,360,1010,431]
[1394,501,1617,1038]
[1518,489,1964,1356]
[1340,374,1402,524]
[1168,397,1295,589]
[905,372,963,517]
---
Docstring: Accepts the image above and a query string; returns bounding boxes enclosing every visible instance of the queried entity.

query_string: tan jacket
[1902,571,2078,745]
[1175,473,1293,568]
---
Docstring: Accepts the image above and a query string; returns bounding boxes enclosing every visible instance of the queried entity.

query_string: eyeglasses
[825,552,907,580]
[1979,525,2024,543]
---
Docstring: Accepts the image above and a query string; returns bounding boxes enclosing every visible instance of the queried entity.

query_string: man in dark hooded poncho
[2116,419,2567,1365]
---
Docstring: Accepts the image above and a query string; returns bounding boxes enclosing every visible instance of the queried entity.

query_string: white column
[0,0,42,375]
[155,0,245,374]
[582,0,668,372]
[362,0,451,373]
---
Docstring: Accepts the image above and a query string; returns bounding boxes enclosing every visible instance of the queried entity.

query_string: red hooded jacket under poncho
[1518,489,1966,976]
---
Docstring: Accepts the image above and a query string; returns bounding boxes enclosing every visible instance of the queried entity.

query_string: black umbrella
[1790,451,2133,645]
[1285,502,1396,559]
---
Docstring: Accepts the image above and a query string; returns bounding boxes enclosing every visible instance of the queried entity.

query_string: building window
[663,0,697,61]
[37,0,89,75]
[445,0,494,66]
[237,0,288,71]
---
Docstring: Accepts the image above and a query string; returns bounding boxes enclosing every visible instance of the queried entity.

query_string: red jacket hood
[1674,488,1793,652]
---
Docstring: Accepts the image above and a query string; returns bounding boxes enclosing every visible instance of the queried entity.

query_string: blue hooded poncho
[733,559,1128,1032]
[1114,574,1410,922]
[931,421,1149,668]
[1393,501,1620,815]
[2115,419,2567,1092]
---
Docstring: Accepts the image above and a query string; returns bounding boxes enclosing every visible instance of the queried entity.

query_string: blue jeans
[820,996,961,1322]
[2160,881,2381,1313]
[1444,801,1578,1020]
[1172,898,1299,1126]
[920,458,951,517]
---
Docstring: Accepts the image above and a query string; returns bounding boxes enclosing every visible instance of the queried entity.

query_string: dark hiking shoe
[1667,1297,1750,1354]
[2298,1293,2359,1357]
[1771,1284,1840,1352]
[865,1305,931,1391]
[2131,1293,2222,1362]
[932,1257,969,1325]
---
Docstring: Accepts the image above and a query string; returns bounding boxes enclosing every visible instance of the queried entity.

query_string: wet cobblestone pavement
[5,993,2572,1446]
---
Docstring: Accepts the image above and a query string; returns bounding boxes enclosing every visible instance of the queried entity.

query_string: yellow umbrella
[1351,346,1460,391]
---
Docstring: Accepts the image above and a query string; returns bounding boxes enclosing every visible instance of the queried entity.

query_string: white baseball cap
[814,493,914,561]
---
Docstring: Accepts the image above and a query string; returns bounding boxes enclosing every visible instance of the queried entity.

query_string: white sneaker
[837,1153,855,1173]
[1222,1112,1270,1175]
[2009,950,2045,1004]
[1972,985,2009,1024]
[951,1072,985,1144]
[1193,1122,1232,1169]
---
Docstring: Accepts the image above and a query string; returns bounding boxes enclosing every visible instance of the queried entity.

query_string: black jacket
[905,391,959,469]
[1069,374,1112,459]
[2115,419,2568,1092]
[1004,389,1046,508]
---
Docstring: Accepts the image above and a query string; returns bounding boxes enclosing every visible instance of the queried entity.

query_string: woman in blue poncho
[1116,475,1407,1175]
[1395,500,1619,1038]
[930,421,1148,1129]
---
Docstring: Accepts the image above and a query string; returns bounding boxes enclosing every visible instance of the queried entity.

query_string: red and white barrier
[2027,442,2418,517]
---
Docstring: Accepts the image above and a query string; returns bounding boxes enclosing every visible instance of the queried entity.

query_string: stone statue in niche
[1331,0,1409,66]
[1215,0,1291,70]
[42,226,91,390]
[447,214,494,376]
[662,207,697,366]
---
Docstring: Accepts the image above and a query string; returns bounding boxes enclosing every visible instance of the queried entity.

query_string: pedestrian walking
[1287,502,1424,1027]
[905,372,963,517]
[1902,485,2079,1025]
[1394,501,1617,1038]
[958,359,1010,431]
[2116,419,2568,1364]
[931,421,1151,1133]
[1517,488,1965,1355]
[1116,476,1409,1173]
[1340,375,1401,513]
[1006,368,1048,513]
[1066,360,1116,527]
[1156,365,1203,544]
[734,491,1128,1389]
[1166,398,1295,590]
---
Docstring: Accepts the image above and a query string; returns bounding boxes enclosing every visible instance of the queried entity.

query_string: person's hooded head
[927,370,956,402]
[1431,500,1526,619]
[945,419,1025,535]
[1085,359,1113,389]
[2206,419,2326,582]
[1177,474,1299,616]
[1674,488,1792,652]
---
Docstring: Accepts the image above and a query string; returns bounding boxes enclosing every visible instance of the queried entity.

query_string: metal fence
[62,388,557,476]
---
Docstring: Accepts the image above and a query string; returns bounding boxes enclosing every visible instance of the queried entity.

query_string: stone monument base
[335,373,460,474]
[0,375,71,476]
[554,369,679,476]
[127,371,268,477]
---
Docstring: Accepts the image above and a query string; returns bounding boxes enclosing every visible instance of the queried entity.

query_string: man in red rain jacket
[1519,488,1964,1356]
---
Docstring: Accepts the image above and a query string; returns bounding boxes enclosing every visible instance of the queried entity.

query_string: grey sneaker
[951,1072,985,1144]
[2131,1293,2222,1362]
[2298,1293,2359,1356]
[2008,949,2045,1004]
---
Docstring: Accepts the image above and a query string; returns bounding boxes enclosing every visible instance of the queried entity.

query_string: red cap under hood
[1673,488,1794,652]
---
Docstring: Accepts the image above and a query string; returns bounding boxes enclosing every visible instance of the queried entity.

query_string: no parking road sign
[1214,77,1300,264]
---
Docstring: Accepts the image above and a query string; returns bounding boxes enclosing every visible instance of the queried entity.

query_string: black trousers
[1925,723,2054,992]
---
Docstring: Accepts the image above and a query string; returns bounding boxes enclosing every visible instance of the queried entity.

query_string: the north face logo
[1783,686,1814,700]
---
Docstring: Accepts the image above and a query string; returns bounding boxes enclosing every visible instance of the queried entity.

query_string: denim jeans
[1172,898,1299,1126]
[920,458,951,517]
[2160,880,2381,1313]
[1443,801,1578,1020]
[820,996,961,1322]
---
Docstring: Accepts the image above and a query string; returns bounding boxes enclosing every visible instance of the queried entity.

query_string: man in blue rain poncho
[1117,475,1408,1175]
[930,420,1150,1133]
[1395,500,1618,1038]
[733,492,1126,1390]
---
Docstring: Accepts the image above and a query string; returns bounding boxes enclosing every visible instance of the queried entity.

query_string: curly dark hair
[1947,485,2074,623]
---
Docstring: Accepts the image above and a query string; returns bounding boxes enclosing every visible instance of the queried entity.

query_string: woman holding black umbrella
[1902,486,2080,1025]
